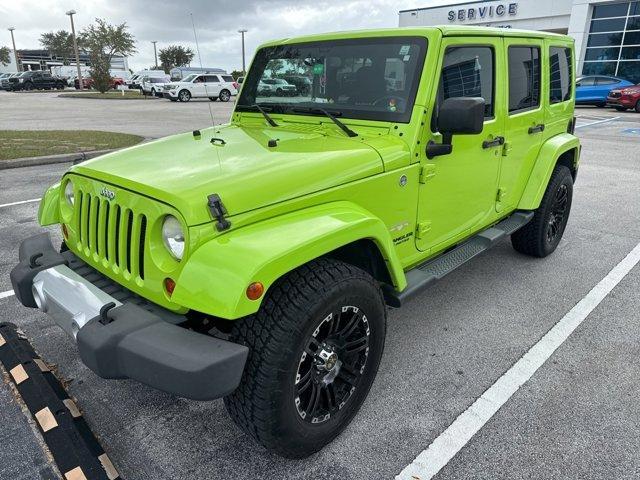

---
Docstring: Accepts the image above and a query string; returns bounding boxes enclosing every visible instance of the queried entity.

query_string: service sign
[448,2,518,22]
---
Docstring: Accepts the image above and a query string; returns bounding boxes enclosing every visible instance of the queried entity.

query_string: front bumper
[10,233,249,400]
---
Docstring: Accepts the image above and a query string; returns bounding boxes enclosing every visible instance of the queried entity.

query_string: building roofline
[399,0,503,15]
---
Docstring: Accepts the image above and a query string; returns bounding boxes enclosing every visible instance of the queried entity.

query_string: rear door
[497,38,544,213]
[210,75,224,96]
[415,37,505,253]
[595,76,619,101]
[576,76,597,102]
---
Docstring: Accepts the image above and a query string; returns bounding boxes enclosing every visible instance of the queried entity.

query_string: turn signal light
[246,282,264,300]
[164,278,176,296]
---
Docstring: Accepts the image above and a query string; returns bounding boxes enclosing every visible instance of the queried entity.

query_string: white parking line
[397,241,640,480]
[0,198,41,209]
[0,290,15,300]
[575,116,620,129]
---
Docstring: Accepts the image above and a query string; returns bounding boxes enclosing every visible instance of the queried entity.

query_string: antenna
[191,13,216,131]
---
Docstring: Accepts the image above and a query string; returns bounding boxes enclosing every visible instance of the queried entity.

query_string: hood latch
[208,194,231,232]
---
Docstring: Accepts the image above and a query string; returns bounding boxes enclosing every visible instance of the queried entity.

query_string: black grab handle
[528,124,545,134]
[482,136,505,149]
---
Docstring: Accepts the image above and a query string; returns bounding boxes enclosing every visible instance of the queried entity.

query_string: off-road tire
[511,165,573,257]
[224,258,387,458]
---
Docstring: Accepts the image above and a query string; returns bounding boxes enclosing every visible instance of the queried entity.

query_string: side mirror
[426,97,485,159]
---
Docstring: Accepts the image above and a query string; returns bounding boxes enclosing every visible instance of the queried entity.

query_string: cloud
[0,0,460,72]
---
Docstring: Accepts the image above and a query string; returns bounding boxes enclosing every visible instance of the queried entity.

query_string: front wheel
[219,89,231,102]
[511,165,573,257]
[635,100,640,113]
[224,258,386,458]
[178,89,191,102]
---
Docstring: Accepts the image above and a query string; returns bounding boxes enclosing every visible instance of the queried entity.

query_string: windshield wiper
[292,107,358,138]
[246,104,278,127]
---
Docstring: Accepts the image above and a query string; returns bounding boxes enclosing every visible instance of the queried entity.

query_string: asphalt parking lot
[1,93,640,479]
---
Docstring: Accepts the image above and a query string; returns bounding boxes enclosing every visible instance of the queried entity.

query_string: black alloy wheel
[294,305,370,424]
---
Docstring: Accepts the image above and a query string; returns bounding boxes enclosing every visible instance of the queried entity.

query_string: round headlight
[162,215,185,260]
[64,181,74,205]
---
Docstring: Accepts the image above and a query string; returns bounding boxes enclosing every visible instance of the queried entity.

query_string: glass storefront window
[624,31,640,45]
[583,2,640,83]
[584,47,621,60]
[590,18,627,32]
[582,62,617,76]
[587,32,624,47]
[617,61,640,82]
[626,16,640,30]
[592,3,630,18]
[621,46,640,59]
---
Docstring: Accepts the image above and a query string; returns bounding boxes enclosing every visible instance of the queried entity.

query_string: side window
[439,46,494,119]
[596,77,617,85]
[549,47,572,104]
[577,76,595,86]
[508,46,541,113]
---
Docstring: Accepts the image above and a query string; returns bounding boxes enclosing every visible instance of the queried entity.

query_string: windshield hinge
[207,194,231,232]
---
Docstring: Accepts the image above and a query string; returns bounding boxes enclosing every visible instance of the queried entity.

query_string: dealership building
[399,0,640,83]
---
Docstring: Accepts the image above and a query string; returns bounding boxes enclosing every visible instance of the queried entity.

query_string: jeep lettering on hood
[70,124,387,225]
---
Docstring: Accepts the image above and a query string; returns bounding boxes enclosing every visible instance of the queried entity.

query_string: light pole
[238,29,247,75]
[8,27,19,71]
[151,41,158,69]
[66,10,83,89]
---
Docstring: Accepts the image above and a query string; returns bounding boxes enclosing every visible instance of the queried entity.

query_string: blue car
[575,75,634,107]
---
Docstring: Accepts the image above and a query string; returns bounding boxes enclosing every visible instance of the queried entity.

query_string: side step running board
[384,211,534,307]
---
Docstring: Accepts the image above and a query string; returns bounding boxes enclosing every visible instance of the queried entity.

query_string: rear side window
[222,75,234,82]
[439,46,495,118]
[204,75,220,82]
[508,46,540,113]
[549,47,572,104]
[596,77,617,85]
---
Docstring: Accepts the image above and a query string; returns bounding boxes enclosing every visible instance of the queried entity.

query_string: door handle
[482,136,505,149]
[528,124,545,134]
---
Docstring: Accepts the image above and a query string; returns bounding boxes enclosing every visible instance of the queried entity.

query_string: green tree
[0,46,10,66]
[158,45,194,72]
[230,69,244,79]
[39,30,75,65]
[80,18,136,93]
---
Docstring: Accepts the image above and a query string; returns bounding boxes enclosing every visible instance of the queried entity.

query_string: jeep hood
[70,124,387,225]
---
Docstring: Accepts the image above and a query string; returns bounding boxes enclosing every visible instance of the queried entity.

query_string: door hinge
[501,141,512,157]
[419,164,436,184]
[416,221,432,239]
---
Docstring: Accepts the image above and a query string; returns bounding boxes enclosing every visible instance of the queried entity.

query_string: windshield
[237,36,427,123]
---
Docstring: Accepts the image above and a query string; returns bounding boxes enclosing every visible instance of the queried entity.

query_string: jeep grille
[75,189,147,281]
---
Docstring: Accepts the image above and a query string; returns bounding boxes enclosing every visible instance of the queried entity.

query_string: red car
[607,84,640,113]
[74,77,125,90]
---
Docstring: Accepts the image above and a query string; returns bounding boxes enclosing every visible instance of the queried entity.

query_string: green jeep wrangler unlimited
[12,26,579,458]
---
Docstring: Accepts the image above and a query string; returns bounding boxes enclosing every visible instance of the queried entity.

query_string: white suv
[163,73,238,102]
[141,75,171,97]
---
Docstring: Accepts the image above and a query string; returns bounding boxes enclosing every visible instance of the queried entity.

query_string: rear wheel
[511,165,573,258]
[224,258,386,458]
[178,89,191,102]
[219,89,231,102]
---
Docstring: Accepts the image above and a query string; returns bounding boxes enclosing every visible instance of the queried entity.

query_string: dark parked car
[575,75,633,107]
[8,71,66,91]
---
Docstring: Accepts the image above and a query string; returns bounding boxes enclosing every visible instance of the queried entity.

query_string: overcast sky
[0,0,464,73]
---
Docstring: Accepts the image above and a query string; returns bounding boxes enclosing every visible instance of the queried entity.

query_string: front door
[416,38,504,253]
[497,39,545,213]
